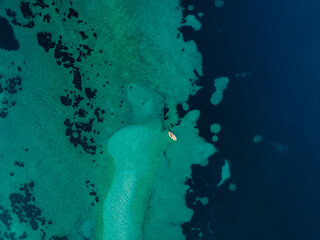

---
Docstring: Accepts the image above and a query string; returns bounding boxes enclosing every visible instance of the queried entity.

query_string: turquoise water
[0,1,217,239]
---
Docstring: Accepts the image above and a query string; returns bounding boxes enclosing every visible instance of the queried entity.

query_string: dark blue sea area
[181,0,320,239]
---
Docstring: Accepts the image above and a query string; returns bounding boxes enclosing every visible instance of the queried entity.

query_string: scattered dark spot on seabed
[0,206,12,230]
[9,182,47,231]
[94,107,104,122]
[67,8,79,19]
[60,95,72,106]
[43,14,51,23]
[14,161,25,167]
[64,118,97,154]
[0,180,68,239]
[1,2,110,237]
[32,0,49,10]
[84,88,97,100]
[29,1,103,154]
[36,32,55,52]
[85,180,100,206]
[79,31,88,40]
[20,2,34,19]
[0,74,23,118]
[5,8,34,28]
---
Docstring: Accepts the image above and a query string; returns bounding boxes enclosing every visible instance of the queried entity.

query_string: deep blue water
[182,0,320,239]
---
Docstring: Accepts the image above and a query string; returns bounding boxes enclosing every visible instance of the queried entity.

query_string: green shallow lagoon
[0,1,214,239]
